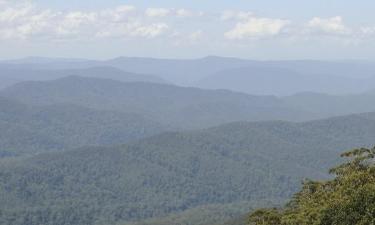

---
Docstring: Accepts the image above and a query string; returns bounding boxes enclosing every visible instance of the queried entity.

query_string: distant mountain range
[2,75,375,159]
[2,57,375,225]
[0,76,314,129]
[194,66,375,96]
[0,66,166,89]
[2,56,375,96]
[282,90,375,116]
[1,112,375,225]
[3,75,375,129]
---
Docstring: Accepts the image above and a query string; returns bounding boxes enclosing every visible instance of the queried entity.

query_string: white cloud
[145,8,203,18]
[115,5,136,14]
[55,11,98,38]
[0,2,36,23]
[133,23,169,38]
[360,26,375,36]
[1,1,375,47]
[176,9,193,18]
[0,2,58,39]
[100,5,136,23]
[95,21,168,39]
[145,8,170,17]
[221,10,253,21]
[225,17,290,40]
[307,16,350,35]
[0,3,169,40]
[62,11,97,28]
[189,30,203,41]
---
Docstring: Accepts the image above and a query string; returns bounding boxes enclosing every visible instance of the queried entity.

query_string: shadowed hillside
[3,57,375,95]
[0,97,167,156]
[0,76,314,128]
[0,66,166,89]
[1,113,375,225]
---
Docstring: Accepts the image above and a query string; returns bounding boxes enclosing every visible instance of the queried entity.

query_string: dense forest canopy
[1,114,375,225]
[0,96,167,156]
[1,57,375,225]
[248,147,375,225]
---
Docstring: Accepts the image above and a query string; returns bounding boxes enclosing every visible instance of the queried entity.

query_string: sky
[1,0,375,60]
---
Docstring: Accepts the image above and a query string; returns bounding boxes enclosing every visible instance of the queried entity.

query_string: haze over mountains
[1,112,375,225]
[283,90,375,116]
[0,66,166,89]
[0,96,167,157]
[2,56,375,95]
[1,56,375,225]
[194,66,375,96]
[2,74,375,128]
[0,76,313,129]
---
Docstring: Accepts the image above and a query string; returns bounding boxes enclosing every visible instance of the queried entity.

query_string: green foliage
[1,117,375,225]
[248,209,281,225]
[0,76,312,129]
[0,97,167,156]
[248,147,375,225]
[283,92,375,118]
[2,85,375,224]
[125,202,256,225]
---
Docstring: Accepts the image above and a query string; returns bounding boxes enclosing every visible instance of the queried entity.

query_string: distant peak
[202,56,231,60]
[57,75,86,81]
[1,56,89,64]
[202,55,222,59]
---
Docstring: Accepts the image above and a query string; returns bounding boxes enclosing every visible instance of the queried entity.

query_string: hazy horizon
[2,55,375,62]
[1,1,375,225]
[2,0,375,60]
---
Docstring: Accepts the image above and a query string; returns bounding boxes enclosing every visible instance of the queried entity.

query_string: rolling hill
[194,66,375,96]
[0,97,167,156]
[0,76,314,129]
[3,56,375,95]
[0,66,166,89]
[282,91,375,117]
[1,113,375,225]
[3,76,375,128]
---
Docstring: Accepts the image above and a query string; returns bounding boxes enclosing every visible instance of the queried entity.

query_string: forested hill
[0,76,314,128]
[4,76,375,130]
[0,96,167,156]
[4,57,375,95]
[193,66,375,96]
[283,90,375,117]
[247,147,375,225]
[1,112,375,225]
[0,66,166,89]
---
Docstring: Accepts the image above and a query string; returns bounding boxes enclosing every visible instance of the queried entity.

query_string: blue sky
[1,0,375,60]
[31,0,375,23]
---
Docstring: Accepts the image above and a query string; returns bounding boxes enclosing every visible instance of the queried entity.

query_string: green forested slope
[0,76,314,128]
[282,91,375,117]
[0,97,167,156]
[126,202,255,225]
[0,113,375,225]
[5,76,375,130]
[247,147,375,225]
[0,66,167,88]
